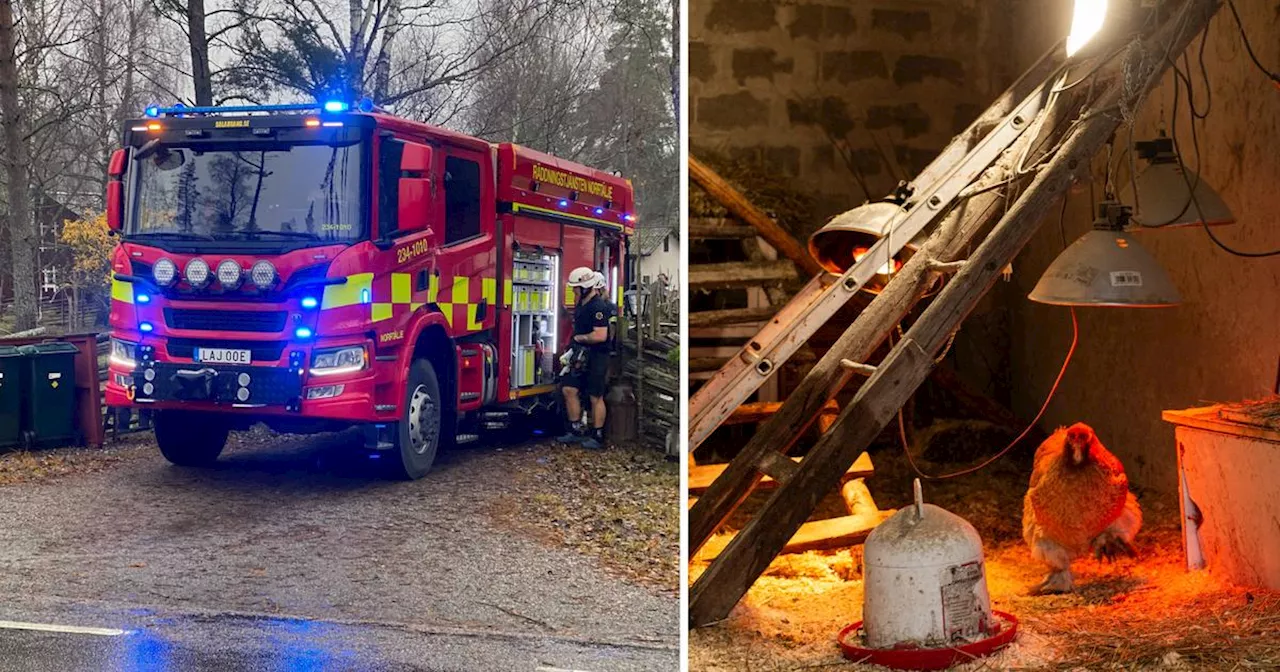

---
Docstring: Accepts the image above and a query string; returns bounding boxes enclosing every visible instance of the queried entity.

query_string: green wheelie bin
[0,345,22,449]
[18,341,80,448]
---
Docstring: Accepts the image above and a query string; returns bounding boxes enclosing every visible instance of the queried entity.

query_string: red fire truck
[103,101,633,479]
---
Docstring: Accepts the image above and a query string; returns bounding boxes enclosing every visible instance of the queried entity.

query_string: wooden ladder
[687,0,1221,627]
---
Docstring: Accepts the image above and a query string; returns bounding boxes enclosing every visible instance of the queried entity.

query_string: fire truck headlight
[250,260,276,289]
[311,346,366,376]
[109,338,137,370]
[185,258,210,287]
[217,259,242,287]
[153,258,178,286]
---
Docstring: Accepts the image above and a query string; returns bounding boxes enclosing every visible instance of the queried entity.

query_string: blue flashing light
[301,296,319,309]
[594,208,604,216]
[360,288,371,304]
[358,98,376,113]
[558,200,569,208]
[295,327,313,339]
[139,322,154,333]
[144,105,160,117]
[323,100,349,113]
[136,293,151,304]
[624,214,636,222]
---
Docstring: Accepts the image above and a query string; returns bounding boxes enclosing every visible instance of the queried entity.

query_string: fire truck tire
[391,359,443,480]
[154,411,229,467]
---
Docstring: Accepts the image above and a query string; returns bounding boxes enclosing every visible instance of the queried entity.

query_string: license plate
[195,347,251,365]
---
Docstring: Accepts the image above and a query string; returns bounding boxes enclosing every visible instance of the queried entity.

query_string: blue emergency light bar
[145,99,376,118]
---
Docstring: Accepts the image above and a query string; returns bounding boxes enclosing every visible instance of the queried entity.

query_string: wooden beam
[688,261,797,290]
[688,306,780,328]
[724,399,838,426]
[688,1,1220,626]
[696,512,888,559]
[690,217,757,239]
[688,451,874,493]
[689,155,825,277]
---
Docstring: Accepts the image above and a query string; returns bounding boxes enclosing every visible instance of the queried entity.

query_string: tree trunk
[187,0,212,106]
[669,0,678,121]
[0,0,35,330]
[370,1,400,101]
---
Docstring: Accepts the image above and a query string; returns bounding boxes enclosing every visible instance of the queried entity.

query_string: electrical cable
[899,195,1078,481]
[1226,0,1280,86]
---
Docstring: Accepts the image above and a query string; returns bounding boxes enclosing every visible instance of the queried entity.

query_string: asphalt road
[0,429,679,671]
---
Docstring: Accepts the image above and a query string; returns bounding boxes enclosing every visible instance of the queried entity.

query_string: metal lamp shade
[807,202,925,294]
[1118,159,1234,229]
[1029,229,1180,307]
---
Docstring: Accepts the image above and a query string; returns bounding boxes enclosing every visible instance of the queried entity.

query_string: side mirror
[106,148,126,232]
[398,177,431,233]
[401,142,432,174]
[398,142,432,233]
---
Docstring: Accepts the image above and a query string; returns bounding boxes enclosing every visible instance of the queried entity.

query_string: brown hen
[1022,422,1142,594]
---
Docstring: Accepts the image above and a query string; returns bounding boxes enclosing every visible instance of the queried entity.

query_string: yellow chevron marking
[372,303,394,322]
[428,274,439,303]
[323,273,373,309]
[451,277,469,304]
[110,278,134,304]
[482,277,496,303]
[467,304,482,331]
[503,279,513,307]
[391,273,412,304]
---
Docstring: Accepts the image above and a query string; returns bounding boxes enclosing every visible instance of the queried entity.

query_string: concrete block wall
[689,0,1018,229]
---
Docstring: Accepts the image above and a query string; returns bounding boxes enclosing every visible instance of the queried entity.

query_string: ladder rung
[839,359,877,376]
[687,306,779,328]
[687,452,874,494]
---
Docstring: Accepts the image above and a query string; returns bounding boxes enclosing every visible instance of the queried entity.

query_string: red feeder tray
[837,610,1019,670]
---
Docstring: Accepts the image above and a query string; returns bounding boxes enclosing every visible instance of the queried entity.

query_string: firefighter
[558,267,615,449]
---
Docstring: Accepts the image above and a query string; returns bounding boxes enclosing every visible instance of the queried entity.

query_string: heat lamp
[807,200,927,294]
[1029,200,1182,307]
[1117,131,1234,229]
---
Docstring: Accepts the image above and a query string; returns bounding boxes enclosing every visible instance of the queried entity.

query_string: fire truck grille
[164,308,287,333]
[165,339,287,362]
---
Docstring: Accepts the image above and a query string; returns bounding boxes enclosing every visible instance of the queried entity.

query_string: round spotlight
[153,258,178,286]
[185,258,210,287]
[250,261,276,289]
[236,387,251,402]
[142,382,154,395]
[237,373,251,386]
[143,368,156,382]
[217,260,242,287]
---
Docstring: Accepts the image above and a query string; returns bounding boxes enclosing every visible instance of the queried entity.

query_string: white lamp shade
[1029,229,1180,307]
[1119,160,1234,229]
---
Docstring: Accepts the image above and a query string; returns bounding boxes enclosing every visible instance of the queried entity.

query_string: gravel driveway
[0,429,679,670]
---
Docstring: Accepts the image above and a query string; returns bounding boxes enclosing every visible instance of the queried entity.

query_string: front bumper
[105,342,383,422]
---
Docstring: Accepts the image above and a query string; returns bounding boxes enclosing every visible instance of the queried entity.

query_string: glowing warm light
[146,122,162,132]
[853,247,899,276]
[304,118,321,128]
[1066,0,1107,57]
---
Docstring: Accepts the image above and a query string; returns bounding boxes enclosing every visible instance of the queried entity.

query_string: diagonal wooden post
[689,0,1222,625]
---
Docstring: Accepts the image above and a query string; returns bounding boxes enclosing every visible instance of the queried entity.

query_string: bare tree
[0,0,35,329]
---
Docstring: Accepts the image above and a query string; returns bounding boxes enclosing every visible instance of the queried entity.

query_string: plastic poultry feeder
[838,480,1018,670]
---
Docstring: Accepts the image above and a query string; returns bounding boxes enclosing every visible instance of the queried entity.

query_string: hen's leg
[1030,536,1074,594]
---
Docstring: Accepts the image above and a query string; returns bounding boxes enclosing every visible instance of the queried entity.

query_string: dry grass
[689,447,1280,671]
[493,440,680,594]
[0,439,152,485]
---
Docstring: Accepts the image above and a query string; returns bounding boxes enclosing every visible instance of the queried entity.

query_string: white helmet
[567,266,596,288]
[591,271,607,289]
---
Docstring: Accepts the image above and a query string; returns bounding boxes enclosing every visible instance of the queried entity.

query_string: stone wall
[688,0,1021,229]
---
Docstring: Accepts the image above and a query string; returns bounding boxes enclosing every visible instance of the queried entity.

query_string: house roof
[635,226,675,256]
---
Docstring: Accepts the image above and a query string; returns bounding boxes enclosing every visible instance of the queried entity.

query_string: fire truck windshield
[128,143,364,246]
